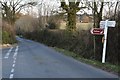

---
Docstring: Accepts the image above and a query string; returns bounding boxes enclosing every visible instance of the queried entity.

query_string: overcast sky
[21,0,119,17]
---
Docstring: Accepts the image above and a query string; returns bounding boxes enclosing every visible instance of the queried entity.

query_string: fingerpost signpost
[91,20,116,63]
[90,28,104,35]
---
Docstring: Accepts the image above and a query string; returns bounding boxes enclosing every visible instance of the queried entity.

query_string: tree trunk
[67,9,76,32]
[94,13,103,61]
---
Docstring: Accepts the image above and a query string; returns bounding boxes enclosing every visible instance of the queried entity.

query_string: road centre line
[4,47,13,59]
[13,52,17,58]
[9,74,14,79]
[15,46,18,52]
[14,57,16,60]
[11,69,14,73]
[13,46,19,58]
[12,64,15,68]
[9,46,19,79]
[13,60,16,64]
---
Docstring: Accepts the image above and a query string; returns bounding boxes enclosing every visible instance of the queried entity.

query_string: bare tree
[15,15,39,33]
[103,1,120,20]
[86,1,120,60]
[0,0,37,25]
[86,1,105,27]
[114,1,120,19]
[37,0,59,29]
[60,0,83,32]
[82,1,105,60]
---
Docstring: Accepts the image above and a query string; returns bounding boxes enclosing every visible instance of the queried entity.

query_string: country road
[1,37,119,79]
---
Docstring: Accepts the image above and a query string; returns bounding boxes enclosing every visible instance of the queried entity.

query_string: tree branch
[99,2,104,13]
[15,0,23,8]
[60,0,69,11]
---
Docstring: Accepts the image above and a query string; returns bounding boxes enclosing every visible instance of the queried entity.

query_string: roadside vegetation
[0,0,37,44]
[53,47,119,75]
[22,26,119,65]
[1,0,119,74]
[2,21,16,44]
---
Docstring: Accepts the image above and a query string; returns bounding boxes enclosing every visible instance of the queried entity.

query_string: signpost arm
[102,20,108,63]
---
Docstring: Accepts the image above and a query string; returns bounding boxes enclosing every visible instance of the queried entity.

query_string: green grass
[53,47,119,75]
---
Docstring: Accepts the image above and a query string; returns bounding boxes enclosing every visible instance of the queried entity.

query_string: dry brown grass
[59,22,93,30]
[2,21,16,44]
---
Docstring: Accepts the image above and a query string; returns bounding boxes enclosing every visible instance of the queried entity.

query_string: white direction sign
[100,21,116,28]
[100,20,116,63]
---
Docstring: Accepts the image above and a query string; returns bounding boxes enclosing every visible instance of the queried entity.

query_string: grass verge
[53,47,119,76]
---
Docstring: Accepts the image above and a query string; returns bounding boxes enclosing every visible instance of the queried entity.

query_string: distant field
[60,22,66,29]
[60,22,93,30]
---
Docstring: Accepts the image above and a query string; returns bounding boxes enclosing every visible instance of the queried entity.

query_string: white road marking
[13,46,19,58]
[9,74,14,79]
[14,57,16,60]
[11,69,14,73]
[15,46,18,52]
[13,60,16,64]
[13,52,17,58]
[12,64,15,67]
[9,46,19,79]
[4,47,13,59]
